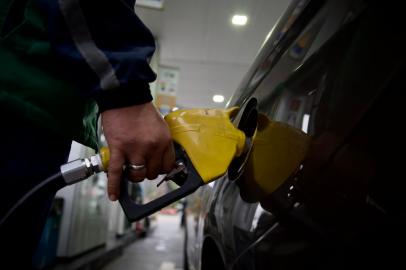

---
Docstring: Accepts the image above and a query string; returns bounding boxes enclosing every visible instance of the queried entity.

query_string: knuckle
[108,166,121,174]
[163,134,172,146]
[140,138,158,150]
[132,176,145,182]
[108,178,118,185]
[128,170,146,182]
[149,139,160,148]
[162,132,171,142]
[146,173,158,180]
[162,165,172,174]
[108,183,118,190]
[146,167,160,180]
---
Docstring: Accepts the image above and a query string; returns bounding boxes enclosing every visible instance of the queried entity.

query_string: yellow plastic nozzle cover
[165,108,246,183]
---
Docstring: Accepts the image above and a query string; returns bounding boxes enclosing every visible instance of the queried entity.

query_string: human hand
[101,102,175,201]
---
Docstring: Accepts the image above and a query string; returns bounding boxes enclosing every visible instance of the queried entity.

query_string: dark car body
[184,0,406,269]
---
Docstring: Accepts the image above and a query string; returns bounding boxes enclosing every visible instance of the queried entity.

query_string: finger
[146,150,162,180]
[107,149,125,201]
[126,167,147,182]
[126,157,147,182]
[161,144,175,174]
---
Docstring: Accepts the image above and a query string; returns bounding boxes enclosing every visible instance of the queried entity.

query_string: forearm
[46,0,156,109]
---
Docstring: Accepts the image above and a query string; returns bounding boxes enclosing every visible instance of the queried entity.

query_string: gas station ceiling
[136,0,290,108]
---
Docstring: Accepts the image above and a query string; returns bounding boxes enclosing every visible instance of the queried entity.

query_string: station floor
[101,214,184,270]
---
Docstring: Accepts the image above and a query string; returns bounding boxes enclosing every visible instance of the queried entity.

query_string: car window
[252,0,361,136]
[228,0,323,108]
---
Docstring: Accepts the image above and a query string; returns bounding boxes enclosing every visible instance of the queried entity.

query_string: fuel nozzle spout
[236,113,311,203]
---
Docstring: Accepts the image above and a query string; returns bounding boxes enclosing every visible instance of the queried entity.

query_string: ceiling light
[232,15,248,26]
[213,95,225,103]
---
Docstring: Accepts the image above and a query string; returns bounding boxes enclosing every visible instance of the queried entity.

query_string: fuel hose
[0,172,65,228]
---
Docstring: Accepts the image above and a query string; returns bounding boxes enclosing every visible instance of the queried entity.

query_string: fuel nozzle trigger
[118,143,203,222]
[157,161,187,187]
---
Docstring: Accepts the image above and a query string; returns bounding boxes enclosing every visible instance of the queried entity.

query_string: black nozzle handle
[118,145,203,222]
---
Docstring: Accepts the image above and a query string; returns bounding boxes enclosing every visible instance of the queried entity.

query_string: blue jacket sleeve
[44,0,156,112]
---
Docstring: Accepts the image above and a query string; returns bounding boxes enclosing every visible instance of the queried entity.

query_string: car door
[193,1,331,268]
[225,1,384,269]
[229,0,406,269]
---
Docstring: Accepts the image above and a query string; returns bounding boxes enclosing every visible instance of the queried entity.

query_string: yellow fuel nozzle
[165,108,246,183]
[97,108,309,196]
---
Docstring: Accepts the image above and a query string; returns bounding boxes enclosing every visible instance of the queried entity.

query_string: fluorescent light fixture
[232,15,248,26]
[136,0,164,9]
[213,95,225,103]
[302,114,310,133]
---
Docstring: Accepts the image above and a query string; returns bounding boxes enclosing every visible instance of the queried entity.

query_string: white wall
[161,59,249,108]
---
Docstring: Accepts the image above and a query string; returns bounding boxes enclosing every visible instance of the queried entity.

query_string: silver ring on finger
[127,164,146,171]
